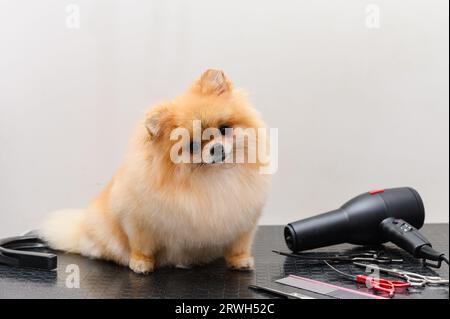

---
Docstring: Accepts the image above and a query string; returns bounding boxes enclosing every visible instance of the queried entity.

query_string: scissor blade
[353,262,391,273]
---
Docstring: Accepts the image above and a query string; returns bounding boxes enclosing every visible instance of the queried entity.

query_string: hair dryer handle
[379,217,431,257]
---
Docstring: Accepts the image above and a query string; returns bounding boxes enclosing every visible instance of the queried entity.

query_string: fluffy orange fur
[40,69,271,273]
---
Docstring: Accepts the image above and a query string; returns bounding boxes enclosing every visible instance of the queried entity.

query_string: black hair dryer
[284,187,448,268]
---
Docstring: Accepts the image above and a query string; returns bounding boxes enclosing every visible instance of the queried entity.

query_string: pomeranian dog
[40,69,271,273]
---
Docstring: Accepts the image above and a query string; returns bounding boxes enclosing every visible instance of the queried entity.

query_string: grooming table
[0,224,448,299]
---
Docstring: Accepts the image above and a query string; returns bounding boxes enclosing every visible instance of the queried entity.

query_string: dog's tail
[39,209,86,253]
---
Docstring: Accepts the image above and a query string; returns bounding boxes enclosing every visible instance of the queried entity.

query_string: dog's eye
[218,125,231,135]
[189,140,200,153]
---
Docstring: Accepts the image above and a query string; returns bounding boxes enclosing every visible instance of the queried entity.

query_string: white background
[0,0,448,237]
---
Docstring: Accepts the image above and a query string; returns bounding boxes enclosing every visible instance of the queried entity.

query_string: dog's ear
[197,69,232,95]
[145,104,170,139]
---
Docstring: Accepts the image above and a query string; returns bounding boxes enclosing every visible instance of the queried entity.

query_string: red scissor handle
[356,275,411,297]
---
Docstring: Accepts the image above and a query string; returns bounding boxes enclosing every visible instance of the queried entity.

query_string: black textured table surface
[0,224,448,299]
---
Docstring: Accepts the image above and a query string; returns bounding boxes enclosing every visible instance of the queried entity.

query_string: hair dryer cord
[418,245,449,268]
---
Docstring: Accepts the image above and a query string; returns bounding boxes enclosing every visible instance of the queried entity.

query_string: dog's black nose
[210,143,225,161]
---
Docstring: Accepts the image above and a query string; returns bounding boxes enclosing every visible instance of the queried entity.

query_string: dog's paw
[175,263,191,269]
[226,254,254,271]
[129,255,155,274]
